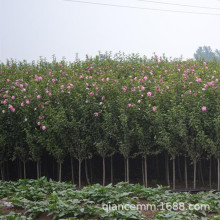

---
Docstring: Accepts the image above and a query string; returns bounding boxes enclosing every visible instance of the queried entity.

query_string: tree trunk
[19,159,22,179]
[184,156,188,189]
[102,157,106,186]
[58,162,62,182]
[71,157,75,184]
[23,161,26,179]
[37,161,41,179]
[209,157,212,189]
[218,157,220,191]
[199,160,204,186]
[124,158,127,182]
[126,158,129,183]
[142,157,145,186]
[111,156,114,185]
[90,159,93,184]
[78,159,82,189]
[172,156,176,190]
[85,159,90,185]
[156,155,160,179]
[193,158,197,190]
[144,156,147,188]
[177,156,183,182]
[165,152,170,186]
[0,164,4,181]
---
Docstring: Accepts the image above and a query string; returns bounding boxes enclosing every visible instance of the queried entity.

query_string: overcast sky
[1,0,220,62]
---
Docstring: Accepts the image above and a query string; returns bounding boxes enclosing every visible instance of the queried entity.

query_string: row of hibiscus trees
[0,53,220,190]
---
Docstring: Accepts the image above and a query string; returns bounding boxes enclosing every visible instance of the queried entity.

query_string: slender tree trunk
[177,156,183,182]
[111,156,114,184]
[37,161,41,179]
[199,160,204,186]
[209,157,212,189]
[0,164,4,181]
[184,156,188,189]
[90,159,93,184]
[218,157,220,191]
[156,155,160,179]
[172,156,176,190]
[144,156,148,188]
[102,157,106,186]
[142,157,145,186]
[6,162,9,181]
[78,159,82,189]
[85,159,90,185]
[58,162,62,182]
[19,159,22,179]
[193,158,197,190]
[124,158,127,182]
[71,157,75,184]
[127,158,129,183]
[165,152,170,186]
[23,161,26,179]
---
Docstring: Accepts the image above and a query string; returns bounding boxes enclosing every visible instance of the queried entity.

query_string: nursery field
[0,53,220,191]
[0,178,220,219]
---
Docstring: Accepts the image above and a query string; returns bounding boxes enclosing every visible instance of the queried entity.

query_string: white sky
[0,0,220,62]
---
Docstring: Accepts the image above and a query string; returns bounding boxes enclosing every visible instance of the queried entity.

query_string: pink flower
[147,92,152,97]
[8,104,13,109]
[11,96,15,100]
[144,76,148,80]
[203,62,207,66]
[164,70,168,73]
[166,86,169,89]
[21,102,24,107]
[202,106,207,112]
[61,85,65,89]
[6,79,10,83]
[101,96,105,101]
[152,107,157,112]
[196,78,202,82]
[106,77,110,81]
[89,92,94,96]
[122,86,127,92]
[137,100,141,104]
[37,95,41,99]
[52,78,56,83]
[11,108,15,112]
[37,122,41,126]
[141,86,145,91]
[42,126,46,130]
[128,104,132,108]
[26,100,30,104]
[94,112,99,117]
[3,100,7,104]
[19,84,23,89]
[101,78,105,82]
[208,81,214,86]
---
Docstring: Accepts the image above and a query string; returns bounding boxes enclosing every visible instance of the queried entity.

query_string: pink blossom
[24,82,28,87]
[166,86,169,89]
[164,70,168,73]
[144,76,148,80]
[147,92,152,97]
[101,78,105,82]
[122,86,127,92]
[94,112,99,117]
[89,92,94,96]
[37,95,41,99]
[203,62,207,66]
[3,100,7,104]
[137,100,141,104]
[42,126,46,130]
[37,122,41,126]
[208,81,214,86]
[106,77,110,81]
[19,84,23,89]
[11,96,15,100]
[61,85,65,89]
[20,102,24,107]
[196,78,202,82]
[128,104,132,108]
[6,79,10,83]
[8,104,13,109]
[11,108,15,112]
[52,78,56,83]
[26,100,30,104]
[101,96,105,101]
[141,86,145,91]
[134,77,137,81]
[202,106,207,111]
[152,107,157,112]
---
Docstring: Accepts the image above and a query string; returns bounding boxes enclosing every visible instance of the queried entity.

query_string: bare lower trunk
[142,157,145,186]
[144,156,147,188]
[23,161,26,179]
[90,159,93,184]
[78,159,82,189]
[85,159,90,185]
[177,156,183,182]
[37,161,41,179]
[0,164,4,181]
[165,152,170,186]
[218,157,220,191]
[156,155,160,179]
[209,157,212,189]
[172,157,176,190]
[126,158,129,183]
[111,156,113,184]
[19,159,22,179]
[102,157,106,186]
[184,156,188,189]
[199,160,204,186]
[193,158,197,190]
[58,162,62,182]
[71,157,75,184]
[124,158,127,182]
